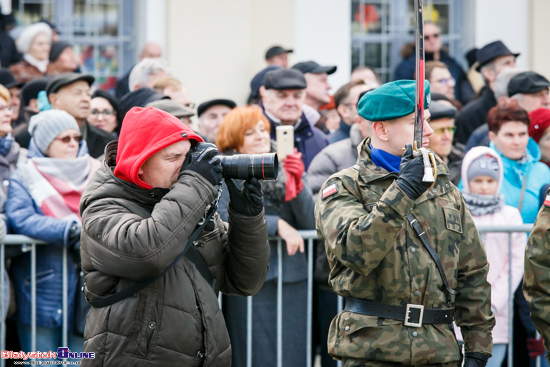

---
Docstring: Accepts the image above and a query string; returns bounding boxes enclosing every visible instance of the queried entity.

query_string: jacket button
[344,326,350,331]
[197,351,205,359]
[445,184,449,188]
[431,189,436,193]
[414,291,420,296]
[57,309,62,314]
[412,331,418,337]
[150,193,156,198]
[411,248,416,253]
[148,322,156,329]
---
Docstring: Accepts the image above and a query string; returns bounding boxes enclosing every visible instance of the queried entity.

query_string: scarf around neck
[0,134,14,156]
[370,144,401,172]
[18,154,100,222]
[23,53,49,73]
[463,191,505,216]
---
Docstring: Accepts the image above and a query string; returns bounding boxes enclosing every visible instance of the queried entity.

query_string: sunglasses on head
[54,135,83,144]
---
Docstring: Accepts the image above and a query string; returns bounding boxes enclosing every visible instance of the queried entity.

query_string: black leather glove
[394,144,432,201]
[185,144,223,186]
[464,352,490,367]
[226,177,263,217]
[68,223,82,253]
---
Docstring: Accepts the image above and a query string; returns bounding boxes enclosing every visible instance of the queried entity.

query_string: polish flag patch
[544,194,550,207]
[322,183,338,199]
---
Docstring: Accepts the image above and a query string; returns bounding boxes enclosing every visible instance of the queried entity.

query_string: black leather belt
[344,298,454,327]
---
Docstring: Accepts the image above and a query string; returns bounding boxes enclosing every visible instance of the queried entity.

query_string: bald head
[140,42,162,60]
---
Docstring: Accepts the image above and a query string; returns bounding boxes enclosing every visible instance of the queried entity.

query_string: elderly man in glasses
[393,22,472,104]
[427,100,463,185]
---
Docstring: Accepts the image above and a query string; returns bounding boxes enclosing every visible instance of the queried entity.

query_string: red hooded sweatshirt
[114,106,204,189]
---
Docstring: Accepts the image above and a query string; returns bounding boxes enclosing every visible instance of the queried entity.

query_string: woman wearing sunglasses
[5,109,100,361]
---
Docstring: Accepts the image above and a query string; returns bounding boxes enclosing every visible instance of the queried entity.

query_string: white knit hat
[28,109,80,154]
[16,22,52,54]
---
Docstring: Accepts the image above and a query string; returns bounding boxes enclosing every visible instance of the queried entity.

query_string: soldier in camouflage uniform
[315,80,495,367]
[524,190,550,364]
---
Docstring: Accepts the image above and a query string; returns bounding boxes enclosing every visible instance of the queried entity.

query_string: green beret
[357,80,431,122]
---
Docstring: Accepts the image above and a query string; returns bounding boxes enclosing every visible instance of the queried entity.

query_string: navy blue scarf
[0,135,13,157]
[370,144,401,173]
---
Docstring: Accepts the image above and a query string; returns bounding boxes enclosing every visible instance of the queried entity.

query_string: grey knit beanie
[467,154,500,182]
[28,109,80,154]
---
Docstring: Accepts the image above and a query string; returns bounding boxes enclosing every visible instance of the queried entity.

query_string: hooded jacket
[79,107,270,366]
[490,138,550,224]
[456,146,526,344]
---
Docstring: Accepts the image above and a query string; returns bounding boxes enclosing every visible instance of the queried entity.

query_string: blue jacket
[491,139,550,224]
[5,140,87,328]
[328,120,351,144]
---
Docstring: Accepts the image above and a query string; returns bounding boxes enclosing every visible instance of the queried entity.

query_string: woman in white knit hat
[9,22,52,84]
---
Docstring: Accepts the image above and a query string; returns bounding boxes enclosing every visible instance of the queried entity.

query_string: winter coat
[328,120,352,144]
[315,137,494,365]
[447,144,465,186]
[79,141,270,367]
[5,140,91,329]
[10,59,45,84]
[457,146,526,344]
[465,123,490,154]
[490,138,550,224]
[307,123,364,291]
[84,121,116,159]
[454,87,497,145]
[261,102,329,170]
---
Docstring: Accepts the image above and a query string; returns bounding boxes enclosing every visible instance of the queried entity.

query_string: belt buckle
[404,304,424,327]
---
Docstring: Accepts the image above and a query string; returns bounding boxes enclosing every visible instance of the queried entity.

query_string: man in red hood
[79,106,270,366]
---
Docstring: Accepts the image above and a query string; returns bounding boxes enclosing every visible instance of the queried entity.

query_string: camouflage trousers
[341,359,461,367]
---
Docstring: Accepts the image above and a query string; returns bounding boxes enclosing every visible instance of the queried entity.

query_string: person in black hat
[292,61,337,110]
[197,99,236,143]
[47,41,79,75]
[248,65,281,105]
[508,71,550,112]
[0,69,24,128]
[426,101,463,184]
[260,68,329,170]
[454,40,519,146]
[116,87,169,135]
[265,45,293,68]
[47,73,115,158]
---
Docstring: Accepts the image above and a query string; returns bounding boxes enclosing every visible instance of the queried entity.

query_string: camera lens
[219,153,278,181]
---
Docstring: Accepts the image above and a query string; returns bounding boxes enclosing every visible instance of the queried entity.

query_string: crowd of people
[0,17,548,367]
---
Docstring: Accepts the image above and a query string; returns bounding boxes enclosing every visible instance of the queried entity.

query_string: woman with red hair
[216,105,315,367]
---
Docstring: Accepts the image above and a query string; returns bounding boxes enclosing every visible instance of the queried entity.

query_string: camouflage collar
[355,137,452,202]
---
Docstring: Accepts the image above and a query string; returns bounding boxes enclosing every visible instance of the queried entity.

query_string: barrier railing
[0,226,539,367]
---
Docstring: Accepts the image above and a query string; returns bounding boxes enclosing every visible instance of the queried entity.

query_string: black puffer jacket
[79,142,270,366]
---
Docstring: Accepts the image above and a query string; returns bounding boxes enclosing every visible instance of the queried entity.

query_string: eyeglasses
[90,109,116,116]
[0,105,13,112]
[425,33,440,41]
[433,127,456,135]
[54,135,83,144]
[185,102,196,109]
[437,78,456,87]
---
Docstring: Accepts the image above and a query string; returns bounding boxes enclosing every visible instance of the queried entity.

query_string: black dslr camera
[188,142,278,181]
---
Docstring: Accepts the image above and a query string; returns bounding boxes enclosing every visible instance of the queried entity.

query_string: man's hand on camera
[226,177,263,217]
[185,146,223,186]
[395,144,432,201]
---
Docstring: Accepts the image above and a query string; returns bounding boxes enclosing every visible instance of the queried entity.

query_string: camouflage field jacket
[524,196,550,365]
[315,138,494,365]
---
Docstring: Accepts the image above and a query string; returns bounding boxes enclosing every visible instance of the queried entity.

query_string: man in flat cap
[315,80,494,366]
[427,101,463,184]
[508,71,550,113]
[197,99,236,143]
[454,40,519,145]
[260,68,328,169]
[47,73,114,158]
[265,45,293,68]
[292,61,337,111]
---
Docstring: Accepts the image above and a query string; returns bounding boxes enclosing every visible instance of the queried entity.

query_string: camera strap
[88,203,218,309]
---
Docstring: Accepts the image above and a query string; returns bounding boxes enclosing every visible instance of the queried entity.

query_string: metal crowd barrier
[0,226,540,367]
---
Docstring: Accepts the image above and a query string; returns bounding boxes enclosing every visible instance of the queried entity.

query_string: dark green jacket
[315,138,494,365]
[79,142,269,366]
